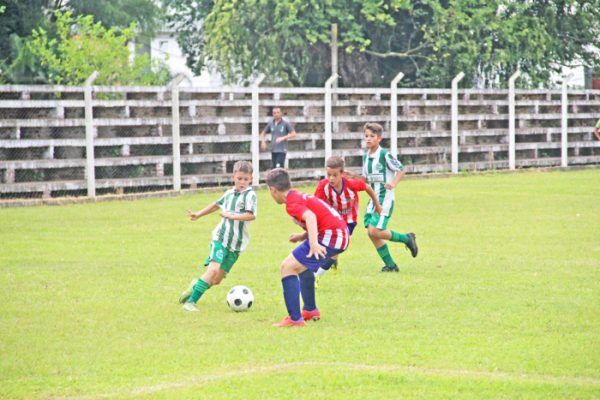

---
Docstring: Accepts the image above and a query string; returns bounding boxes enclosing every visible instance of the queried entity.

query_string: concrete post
[508,70,521,170]
[251,73,266,186]
[324,74,339,163]
[390,72,404,158]
[451,72,465,174]
[170,74,186,191]
[84,71,98,197]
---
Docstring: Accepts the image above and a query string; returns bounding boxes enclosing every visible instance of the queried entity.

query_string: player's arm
[221,211,256,221]
[314,180,327,201]
[385,170,405,190]
[260,129,267,150]
[302,210,327,259]
[275,129,297,144]
[187,202,219,221]
[364,185,383,215]
[289,231,308,243]
[595,125,600,141]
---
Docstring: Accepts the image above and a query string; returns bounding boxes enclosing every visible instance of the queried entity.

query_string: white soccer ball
[226,285,254,312]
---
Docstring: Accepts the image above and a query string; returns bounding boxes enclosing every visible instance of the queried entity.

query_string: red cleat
[273,315,306,327]
[301,309,321,321]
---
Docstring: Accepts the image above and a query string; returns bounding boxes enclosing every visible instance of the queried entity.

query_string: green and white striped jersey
[211,186,257,252]
[362,147,404,216]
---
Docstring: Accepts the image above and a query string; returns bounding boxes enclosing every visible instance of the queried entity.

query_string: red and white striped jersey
[314,178,368,225]
[286,190,349,250]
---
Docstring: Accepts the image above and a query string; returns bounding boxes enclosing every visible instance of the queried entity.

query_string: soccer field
[1,169,599,399]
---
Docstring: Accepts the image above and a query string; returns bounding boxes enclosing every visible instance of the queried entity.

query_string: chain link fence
[1,79,599,202]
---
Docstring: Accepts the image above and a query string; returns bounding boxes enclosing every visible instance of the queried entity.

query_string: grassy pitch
[1,169,599,399]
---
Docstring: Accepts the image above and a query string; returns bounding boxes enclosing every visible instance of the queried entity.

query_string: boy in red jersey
[313,156,382,281]
[266,168,349,327]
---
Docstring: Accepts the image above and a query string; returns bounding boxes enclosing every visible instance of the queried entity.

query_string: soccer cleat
[301,308,321,321]
[380,264,399,272]
[182,302,199,312]
[405,233,418,258]
[273,315,306,327]
[330,259,339,273]
[178,278,198,304]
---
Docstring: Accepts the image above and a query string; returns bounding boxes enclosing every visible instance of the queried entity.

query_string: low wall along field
[0,84,599,200]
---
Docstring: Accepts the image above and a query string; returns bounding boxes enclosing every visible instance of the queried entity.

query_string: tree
[27,11,170,85]
[162,0,600,87]
[0,0,163,83]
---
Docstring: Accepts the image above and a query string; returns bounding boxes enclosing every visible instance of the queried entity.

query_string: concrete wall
[0,85,598,199]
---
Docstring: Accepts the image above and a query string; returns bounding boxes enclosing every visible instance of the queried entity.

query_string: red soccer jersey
[314,177,367,225]
[286,190,349,250]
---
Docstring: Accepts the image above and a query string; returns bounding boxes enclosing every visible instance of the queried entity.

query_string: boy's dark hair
[266,168,291,191]
[364,122,383,136]
[326,156,345,170]
[233,160,253,174]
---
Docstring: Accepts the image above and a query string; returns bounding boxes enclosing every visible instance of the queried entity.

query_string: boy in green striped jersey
[178,160,257,311]
[362,123,418,272]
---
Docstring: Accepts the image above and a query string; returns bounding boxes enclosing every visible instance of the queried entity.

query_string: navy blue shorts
[347,222,357,235]
[292,240,344,273]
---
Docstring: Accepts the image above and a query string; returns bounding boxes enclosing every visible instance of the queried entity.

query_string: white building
[149,29,222,87]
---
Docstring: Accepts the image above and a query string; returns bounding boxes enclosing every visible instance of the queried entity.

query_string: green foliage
[0,0,163,84]
[1,170,599,398]
[26,11,170,85]
[164,0,600,87]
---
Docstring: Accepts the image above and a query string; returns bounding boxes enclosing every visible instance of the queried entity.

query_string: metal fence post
[170,74,186,191]
[508,70,521,170]
[390,72,404,158]
[84,71,98,197]
[324,74,339,163]
[251,74,266,186]
[451,72,465,174]
[561,74,573,168]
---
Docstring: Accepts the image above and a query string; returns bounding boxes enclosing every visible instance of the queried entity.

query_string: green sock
[390,231,409,244]
[376,244,396,267]
[188,279,211,303]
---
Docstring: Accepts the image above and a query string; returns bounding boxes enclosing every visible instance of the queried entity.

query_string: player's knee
[212,274,224,285]
[367,226,378,238]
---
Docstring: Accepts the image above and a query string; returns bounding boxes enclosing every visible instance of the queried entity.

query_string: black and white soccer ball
[226,285,254,312]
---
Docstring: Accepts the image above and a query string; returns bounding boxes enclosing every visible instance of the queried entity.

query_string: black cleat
[380,264,399,272]
[405,232,418,258]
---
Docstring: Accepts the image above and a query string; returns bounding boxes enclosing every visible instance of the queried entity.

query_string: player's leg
[372,203,418,257]
[181,241,233,310]
[274,253,307,327]
[271,152,277,169]
[181,262,221,311]
[366,213,399,272]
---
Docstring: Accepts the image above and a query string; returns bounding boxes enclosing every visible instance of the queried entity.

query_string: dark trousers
[271,152,286,169]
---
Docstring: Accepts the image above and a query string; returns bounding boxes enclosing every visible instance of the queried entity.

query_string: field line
[55,360,600,399]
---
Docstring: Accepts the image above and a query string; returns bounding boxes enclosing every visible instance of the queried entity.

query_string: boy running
[178,161,257,311]
[266,168,349,327]
[362,122,418,272]
[313,155,382,281]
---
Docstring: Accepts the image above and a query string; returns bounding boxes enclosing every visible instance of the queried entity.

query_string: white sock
[315,268,327,278]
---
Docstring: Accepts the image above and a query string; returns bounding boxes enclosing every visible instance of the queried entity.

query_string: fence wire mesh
[0,84,599,202]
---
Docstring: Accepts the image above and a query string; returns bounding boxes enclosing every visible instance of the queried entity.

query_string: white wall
[150,31,222,87]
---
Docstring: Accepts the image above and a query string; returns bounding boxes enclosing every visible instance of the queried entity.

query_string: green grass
[1,169,599,399]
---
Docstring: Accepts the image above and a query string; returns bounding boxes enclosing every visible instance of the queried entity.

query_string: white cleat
[182,302,199,312]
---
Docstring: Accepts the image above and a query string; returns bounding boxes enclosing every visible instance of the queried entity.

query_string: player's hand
[260,141,267,151]
[375,204,383,215]
[289,233,304,243]
[275,137,285,144]
[384,183,396,190]
[308,242,327,260]
[187,210,201,221]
